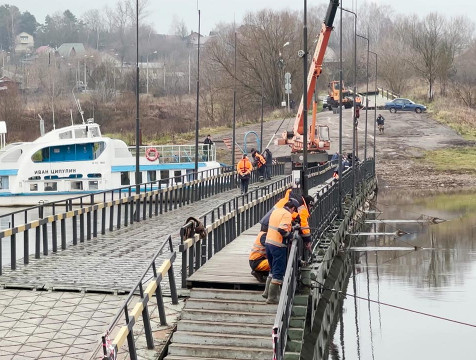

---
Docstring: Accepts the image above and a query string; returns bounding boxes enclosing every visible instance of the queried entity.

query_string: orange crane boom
[281,0,339,165]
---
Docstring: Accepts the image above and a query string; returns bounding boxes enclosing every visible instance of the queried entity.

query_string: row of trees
[0,1,475,142]
[201,3,475,124]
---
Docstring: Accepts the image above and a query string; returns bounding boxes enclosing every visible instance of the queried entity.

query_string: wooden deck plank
[188,224,263,287]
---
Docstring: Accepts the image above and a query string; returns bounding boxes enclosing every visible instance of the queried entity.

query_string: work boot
[266,283,280,304]
[251,271,266,283]
[262,276,272,298]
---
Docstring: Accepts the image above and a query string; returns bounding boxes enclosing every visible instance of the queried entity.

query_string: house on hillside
[36,46,55,55]
[186,31,215,47]
[15,32,34,53]
[56,43,86,58]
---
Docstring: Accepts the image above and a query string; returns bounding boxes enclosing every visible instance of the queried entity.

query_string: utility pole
[338,0,343,217]
[260,86,264,153]
[369,50,378,172]
[194,10,201,176]
[342,7,357,198]
[232,30,237,172]
[135,0,141,221]
[301,0,308,196]
[357,34,370,160]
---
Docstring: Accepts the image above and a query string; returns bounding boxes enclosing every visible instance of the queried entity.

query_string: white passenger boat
[0,119,221,206]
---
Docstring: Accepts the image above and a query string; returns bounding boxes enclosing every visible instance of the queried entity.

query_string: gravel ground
[210,107,476,190]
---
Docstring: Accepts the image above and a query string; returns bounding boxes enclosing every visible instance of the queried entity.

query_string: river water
[329,189,476,359]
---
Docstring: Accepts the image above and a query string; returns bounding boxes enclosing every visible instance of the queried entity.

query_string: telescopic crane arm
[294,0,339,136]
[282,0,339,161]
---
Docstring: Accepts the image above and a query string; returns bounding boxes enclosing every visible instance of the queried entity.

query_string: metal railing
[272,233,302,358]
[179,175,292,288]
[98,235,178,360]
[0,163,284,275]
[128,143,217,163]
[377,87,399,100]
[306,162,334,189]
[272,159,375,360]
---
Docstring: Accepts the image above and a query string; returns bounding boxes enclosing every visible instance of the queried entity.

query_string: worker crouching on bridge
[264,199,299,304]
[249,231,270,283]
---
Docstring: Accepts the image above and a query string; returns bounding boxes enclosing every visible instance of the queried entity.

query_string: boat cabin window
[160,170,169,181]
[89,126,100,137]
[28,176,41,180]
[147,171,156,182]
[31,142,106,162]
[88,173,102,178]
[174,170,182,184]
[121,172,130,185]
[44,182,57,191]
[186,169,195,182]
[59,131,73,139]
[30,183,38,191]
[71,181,83,190]
[75,128,87,138]
[89,181,98,190]
[0,176,9,189]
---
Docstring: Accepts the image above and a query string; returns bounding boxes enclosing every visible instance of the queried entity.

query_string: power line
[315,281,476,328]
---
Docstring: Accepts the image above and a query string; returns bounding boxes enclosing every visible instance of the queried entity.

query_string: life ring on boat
[145,147,159,161]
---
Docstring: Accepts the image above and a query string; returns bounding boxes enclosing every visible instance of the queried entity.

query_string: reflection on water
[328,189,476,360]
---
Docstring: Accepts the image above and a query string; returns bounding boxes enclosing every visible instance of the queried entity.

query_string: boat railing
[127,144,216,163]
[0,166,229,229]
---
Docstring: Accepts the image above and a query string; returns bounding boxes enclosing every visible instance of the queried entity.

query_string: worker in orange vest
[249,231,270,283]
[251,149,266,182]
[236,154,252,194]
[295,195,314,251]
[264,199,299,304]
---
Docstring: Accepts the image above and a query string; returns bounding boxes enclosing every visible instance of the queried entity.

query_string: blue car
[384,98,427,113]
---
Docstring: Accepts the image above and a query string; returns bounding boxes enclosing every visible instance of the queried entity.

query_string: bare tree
[436,16,474,96]
[405,13,444,100]
[82,9,105,50]
[169,15,188,40]
[452,40,476,107]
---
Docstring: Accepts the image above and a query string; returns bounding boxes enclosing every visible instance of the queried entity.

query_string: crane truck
[277,0,339,168]
[325,80,361,110]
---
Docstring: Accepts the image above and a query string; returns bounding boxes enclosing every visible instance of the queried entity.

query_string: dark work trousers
[265,164,271,179]
[258,166,266,180]
[265,243,287,283]
[240,178,250,193]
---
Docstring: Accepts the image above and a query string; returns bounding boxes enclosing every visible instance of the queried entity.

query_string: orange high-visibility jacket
[237,157,252,175]
[249,231,267,261]
[255,153,266,168]
[265,207,292,248]
[297,203,311,239]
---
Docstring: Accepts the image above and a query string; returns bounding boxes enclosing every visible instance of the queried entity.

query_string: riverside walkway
[0,170,286,359]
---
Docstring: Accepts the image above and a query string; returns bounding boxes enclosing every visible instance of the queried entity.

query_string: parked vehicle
[384,98,426,113]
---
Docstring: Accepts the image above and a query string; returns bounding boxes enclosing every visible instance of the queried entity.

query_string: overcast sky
[6,0,476,35]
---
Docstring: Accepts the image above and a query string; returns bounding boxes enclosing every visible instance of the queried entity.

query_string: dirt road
[209,108,476,189]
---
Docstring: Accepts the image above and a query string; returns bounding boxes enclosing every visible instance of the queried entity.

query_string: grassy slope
[406,93,476,174]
